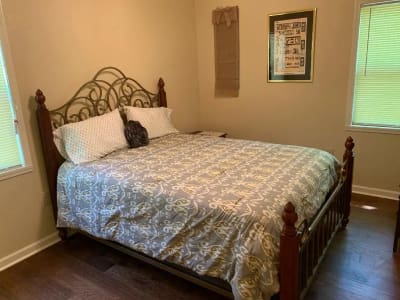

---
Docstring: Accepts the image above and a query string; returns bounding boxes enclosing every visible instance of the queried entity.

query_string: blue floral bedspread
[57,133,339,299]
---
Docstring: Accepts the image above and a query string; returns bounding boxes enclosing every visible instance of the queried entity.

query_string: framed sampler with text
[268,9,316,82]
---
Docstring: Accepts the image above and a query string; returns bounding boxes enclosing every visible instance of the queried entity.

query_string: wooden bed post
[35,90,67,240]
[35,90,58,222]
[341,136,354,228]
[158,78,167,107]
[280,202,299,300]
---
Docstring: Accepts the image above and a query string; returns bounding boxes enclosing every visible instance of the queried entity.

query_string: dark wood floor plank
[0,194,399,299]
[306,194,399,300]
[0,259,73,300]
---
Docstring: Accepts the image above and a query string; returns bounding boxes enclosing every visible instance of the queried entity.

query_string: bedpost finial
[35,89,46,105]
[158,77,165,89]
[345,136,354,151]
[282,202,298,236]
[343,136,355,162]
[158,78,167,107]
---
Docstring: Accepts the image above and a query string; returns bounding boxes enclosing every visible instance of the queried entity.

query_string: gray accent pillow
[124,120,149,148]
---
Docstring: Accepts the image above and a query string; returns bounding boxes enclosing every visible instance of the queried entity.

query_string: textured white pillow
[125,106,178,139]
[53,109,127,164]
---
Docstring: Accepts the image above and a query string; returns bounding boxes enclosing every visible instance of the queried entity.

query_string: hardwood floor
[0,194,398,300]
[306,194,400,300]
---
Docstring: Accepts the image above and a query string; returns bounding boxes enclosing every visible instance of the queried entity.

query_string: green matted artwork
[268,9,316,82]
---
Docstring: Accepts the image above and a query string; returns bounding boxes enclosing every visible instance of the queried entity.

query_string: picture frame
[268,9,316,82]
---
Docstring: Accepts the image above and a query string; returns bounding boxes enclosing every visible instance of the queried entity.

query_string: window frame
[346,0,400,135]
[0,3,32,181]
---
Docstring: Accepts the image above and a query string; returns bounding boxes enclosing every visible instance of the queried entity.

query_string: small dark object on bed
[124,120,149,148]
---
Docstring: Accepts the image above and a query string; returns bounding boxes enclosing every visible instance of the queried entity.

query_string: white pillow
[125,106,178,139]
[53,109,127,164]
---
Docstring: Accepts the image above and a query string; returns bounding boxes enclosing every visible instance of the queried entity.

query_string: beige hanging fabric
[212,6,239,97]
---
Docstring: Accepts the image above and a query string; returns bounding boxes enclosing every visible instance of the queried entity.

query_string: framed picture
[268,9,316,82]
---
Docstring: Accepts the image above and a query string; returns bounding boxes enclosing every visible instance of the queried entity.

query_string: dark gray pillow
[124,120,149,148]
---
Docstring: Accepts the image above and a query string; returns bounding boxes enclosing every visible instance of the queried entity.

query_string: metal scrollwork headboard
[47,66,166,129]
[34,67,167,223]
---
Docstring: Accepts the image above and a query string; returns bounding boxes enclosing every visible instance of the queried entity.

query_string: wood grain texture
[280,202,299,300]
[1,194,398,300]
[35,89,63,224]
[306,194,400,300]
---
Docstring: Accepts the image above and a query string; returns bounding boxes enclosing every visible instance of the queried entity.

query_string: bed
[35,67,355,300]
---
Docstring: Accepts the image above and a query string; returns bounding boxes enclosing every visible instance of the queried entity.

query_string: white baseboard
[353,185,399,201]
[0,232,60,272]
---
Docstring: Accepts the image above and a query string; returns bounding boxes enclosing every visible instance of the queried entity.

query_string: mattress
[57,133,339,299]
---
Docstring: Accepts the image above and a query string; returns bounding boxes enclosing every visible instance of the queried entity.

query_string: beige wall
[0,0,200,259]
[195,0,400,192]
[1,0,399,264]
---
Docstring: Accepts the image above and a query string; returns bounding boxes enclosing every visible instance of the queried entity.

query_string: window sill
[0,165,33,182]
[346,125,400,135]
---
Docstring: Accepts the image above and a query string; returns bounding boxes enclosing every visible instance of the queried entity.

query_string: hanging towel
[212,6,240,97]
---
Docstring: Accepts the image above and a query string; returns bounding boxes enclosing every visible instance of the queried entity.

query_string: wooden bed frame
[34,67,355,300]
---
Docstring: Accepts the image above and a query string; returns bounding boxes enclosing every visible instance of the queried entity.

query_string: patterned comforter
[57,133,339,299]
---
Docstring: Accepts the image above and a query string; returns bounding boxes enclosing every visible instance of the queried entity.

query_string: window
[348,0,400,133]
[0,3,32,180]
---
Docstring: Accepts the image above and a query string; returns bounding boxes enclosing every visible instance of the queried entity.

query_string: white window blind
[352,1,400,129]
[0,43,24,171]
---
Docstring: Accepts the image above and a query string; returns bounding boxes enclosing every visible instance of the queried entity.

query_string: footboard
[280,137,354,300]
